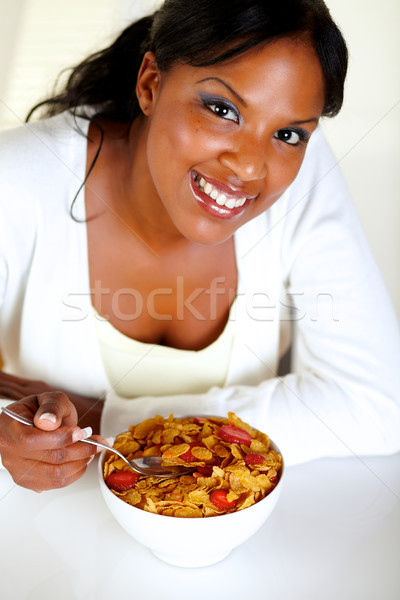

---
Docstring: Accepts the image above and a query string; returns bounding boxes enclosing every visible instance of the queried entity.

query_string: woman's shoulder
[0,111,89,169]
[0,111,89,251]
[0,111,89,214]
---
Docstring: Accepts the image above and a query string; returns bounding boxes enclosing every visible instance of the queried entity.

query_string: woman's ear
[136,51,161,116]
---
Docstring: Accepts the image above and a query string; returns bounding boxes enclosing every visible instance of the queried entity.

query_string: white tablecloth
[0,452,399,600]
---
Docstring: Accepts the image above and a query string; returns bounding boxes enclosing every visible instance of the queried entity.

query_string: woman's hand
[0,391,104,491]
[0,371,103,432]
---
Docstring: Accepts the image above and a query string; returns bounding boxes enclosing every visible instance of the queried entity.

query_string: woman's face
[136,37,325,245]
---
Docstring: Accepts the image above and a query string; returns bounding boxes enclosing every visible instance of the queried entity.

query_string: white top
[93,305,235,396]
[0,112,400,466]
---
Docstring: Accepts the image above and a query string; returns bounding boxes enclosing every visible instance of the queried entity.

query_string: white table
[1,452,399,600]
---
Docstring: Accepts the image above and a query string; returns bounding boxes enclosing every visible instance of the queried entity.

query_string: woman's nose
[218,135,268,181]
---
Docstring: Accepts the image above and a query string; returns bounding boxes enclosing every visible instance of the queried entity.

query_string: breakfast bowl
[97,413,284,568]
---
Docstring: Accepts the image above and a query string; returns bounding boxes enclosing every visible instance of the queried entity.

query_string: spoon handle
[1,407,35,427]
[80,437,114,453]
[80,438,135,469]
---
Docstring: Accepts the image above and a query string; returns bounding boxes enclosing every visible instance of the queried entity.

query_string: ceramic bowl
[98,437,284,568]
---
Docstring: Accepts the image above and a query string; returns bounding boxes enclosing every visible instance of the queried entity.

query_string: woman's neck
[86,117,187,255]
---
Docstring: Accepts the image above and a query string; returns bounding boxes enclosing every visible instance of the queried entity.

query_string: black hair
[28,0,348,123]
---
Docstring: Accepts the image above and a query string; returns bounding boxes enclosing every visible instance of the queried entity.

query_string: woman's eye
[208,102,238,122]
[274,128,309,146]
[199,95,240,123]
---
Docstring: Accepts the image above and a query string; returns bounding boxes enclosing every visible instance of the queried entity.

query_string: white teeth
[216,194,227,206]
[225,199,236,209]
[195,174,247,210]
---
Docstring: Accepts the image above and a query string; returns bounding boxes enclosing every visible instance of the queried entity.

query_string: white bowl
[98,439,284,568]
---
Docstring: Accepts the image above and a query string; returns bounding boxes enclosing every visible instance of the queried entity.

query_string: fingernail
[38,412,57,424]
[104,437,114,447]
[88,455,95,465]
[72,426,93,443]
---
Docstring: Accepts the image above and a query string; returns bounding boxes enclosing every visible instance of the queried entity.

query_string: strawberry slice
[218,425,253,445]
[195,465,214,477]
[106,470,140,492]
[179,441,205,463]
[244,452,265,466]
[210,489,237,511]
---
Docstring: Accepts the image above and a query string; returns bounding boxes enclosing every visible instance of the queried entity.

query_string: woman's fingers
[34,391,79,430]
[0,394,102,491]
[0,432,102,491]
[7,456,93,491]
[1,394,89,447]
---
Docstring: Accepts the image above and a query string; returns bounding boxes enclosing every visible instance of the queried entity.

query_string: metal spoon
[0,406,194,478]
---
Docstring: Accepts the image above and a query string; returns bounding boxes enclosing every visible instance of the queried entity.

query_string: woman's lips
[190,171,256,219]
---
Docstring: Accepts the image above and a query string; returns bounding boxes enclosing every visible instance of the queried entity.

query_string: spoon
[0,406,194,478]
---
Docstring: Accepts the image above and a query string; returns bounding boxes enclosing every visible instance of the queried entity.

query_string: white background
[0,0,399,317]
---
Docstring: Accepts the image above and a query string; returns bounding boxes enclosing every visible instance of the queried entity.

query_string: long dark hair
[28,0,348,123]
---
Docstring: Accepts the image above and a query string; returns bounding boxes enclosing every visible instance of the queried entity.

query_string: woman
[0,0,399,491]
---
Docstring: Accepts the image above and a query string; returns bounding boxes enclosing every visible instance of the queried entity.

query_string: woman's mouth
[191,171,255,219]
[195,173,247,209]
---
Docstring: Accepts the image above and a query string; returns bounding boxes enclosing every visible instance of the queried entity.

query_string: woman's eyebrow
[196,77,247,107]
[290,118,319,125]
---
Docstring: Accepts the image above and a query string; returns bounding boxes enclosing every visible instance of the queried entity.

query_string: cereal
[103,412,282,518]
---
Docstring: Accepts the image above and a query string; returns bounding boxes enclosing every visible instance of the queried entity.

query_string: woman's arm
[0,371,103,432]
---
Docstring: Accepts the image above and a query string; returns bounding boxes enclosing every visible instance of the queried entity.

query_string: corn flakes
[103,412,282,518]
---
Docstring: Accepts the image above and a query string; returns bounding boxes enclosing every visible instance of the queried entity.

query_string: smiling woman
[137,39,324,243]
[0,0,399,492]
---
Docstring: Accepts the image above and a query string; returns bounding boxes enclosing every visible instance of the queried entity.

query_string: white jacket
[1,112,399,465]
